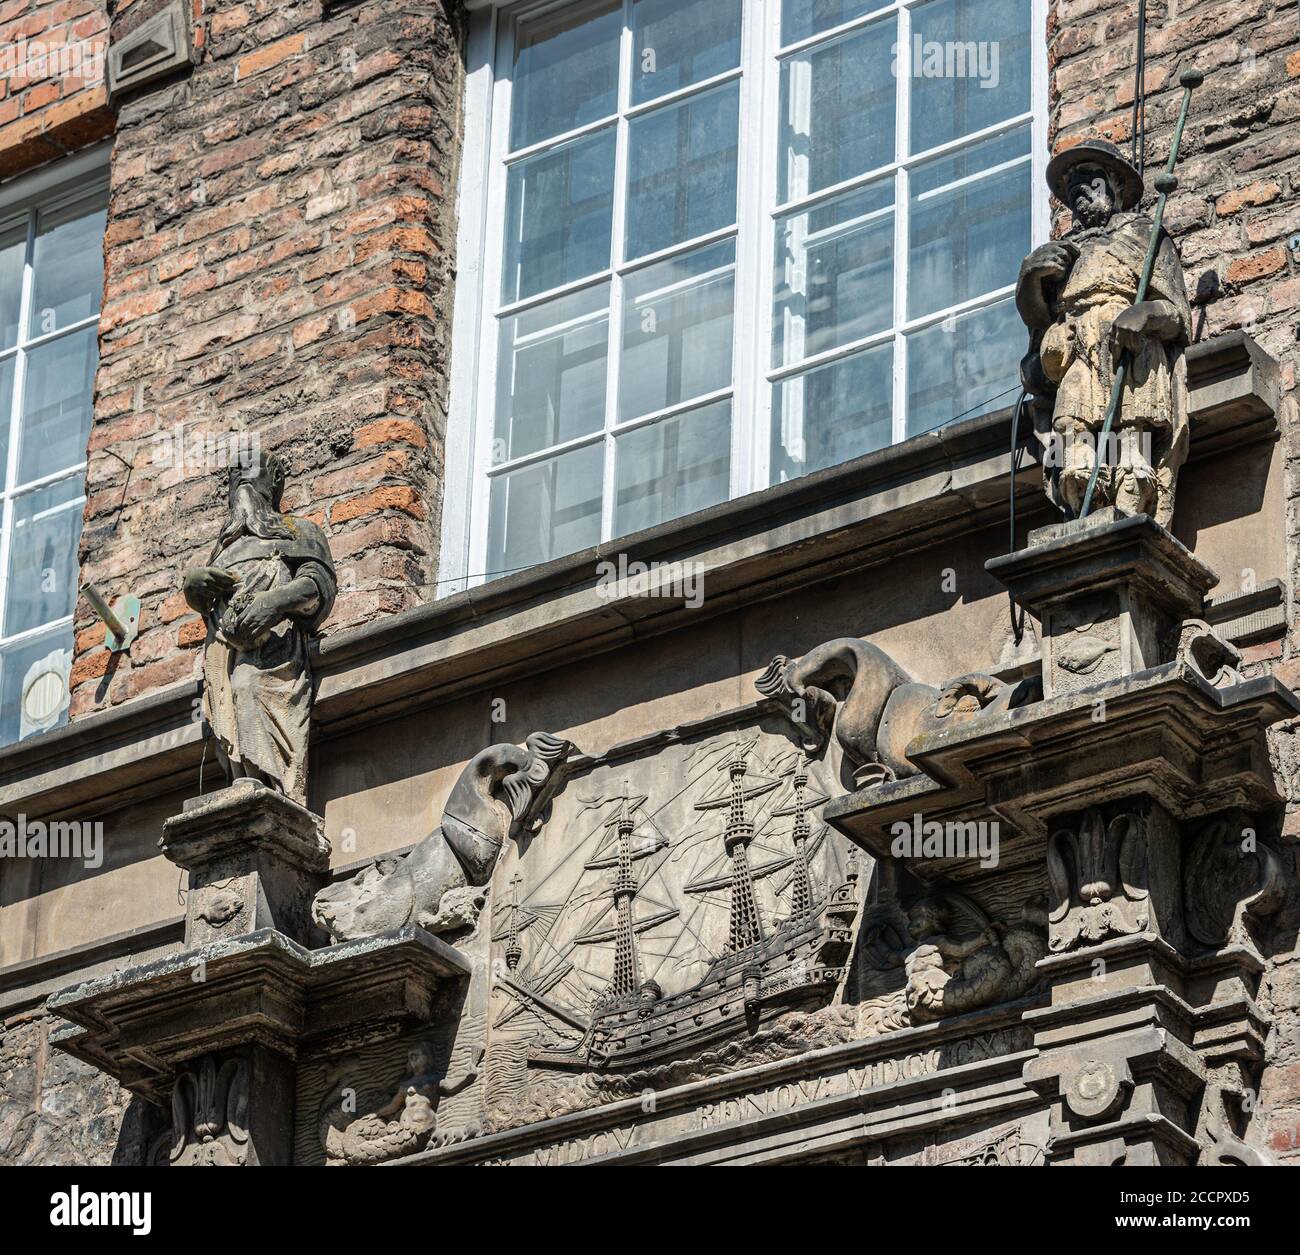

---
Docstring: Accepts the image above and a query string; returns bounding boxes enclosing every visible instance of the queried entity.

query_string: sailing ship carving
[492,735,859,1072]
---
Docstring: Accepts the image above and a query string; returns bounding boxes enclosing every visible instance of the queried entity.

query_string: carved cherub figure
[857,894,1045,1034]
[1017,139,1191,526]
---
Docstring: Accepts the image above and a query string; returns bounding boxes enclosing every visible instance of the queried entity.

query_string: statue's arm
[1110,299,1185,355]
[224,573,323,641]
[182,566,237,615]
[1016,241,1076,330]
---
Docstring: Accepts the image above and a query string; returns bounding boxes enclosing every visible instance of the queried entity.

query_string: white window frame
[0,142,110,735]
[442,0,1048,595]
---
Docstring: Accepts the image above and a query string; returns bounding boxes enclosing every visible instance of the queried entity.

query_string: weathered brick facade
[70,0,464,716]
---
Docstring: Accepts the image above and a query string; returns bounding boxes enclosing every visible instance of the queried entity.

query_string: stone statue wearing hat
[182,451,337,803]
[1016,138,1192,526]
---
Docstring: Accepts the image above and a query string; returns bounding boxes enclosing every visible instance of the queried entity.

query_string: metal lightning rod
[1079,66,1203,520]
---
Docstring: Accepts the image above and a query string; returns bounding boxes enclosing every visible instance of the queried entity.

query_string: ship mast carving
[504,872,524,974]
[788,756,815,920]
[723,746,764,953]
[609,784,642,1001]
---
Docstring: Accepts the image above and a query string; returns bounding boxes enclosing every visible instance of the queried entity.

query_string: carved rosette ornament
[1047,808,1149,951]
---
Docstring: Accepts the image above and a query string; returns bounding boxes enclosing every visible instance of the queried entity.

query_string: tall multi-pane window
[445,0,1045,587]
[0,166,107,744]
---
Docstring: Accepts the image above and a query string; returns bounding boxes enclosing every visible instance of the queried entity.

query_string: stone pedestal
[50,780,471,1165]
[161,778,331,948]
[986,509,1217,698]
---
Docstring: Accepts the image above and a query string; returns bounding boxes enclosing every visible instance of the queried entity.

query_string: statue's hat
[1047,139,1144,212]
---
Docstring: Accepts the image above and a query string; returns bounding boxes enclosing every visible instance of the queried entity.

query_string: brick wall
[70,0,464,714]
[1050,0,1300,1161]
[0,0,112,180]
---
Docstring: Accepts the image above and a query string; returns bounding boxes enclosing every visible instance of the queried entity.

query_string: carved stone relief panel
[481,713,861,1128]
[1042,590,1124,696]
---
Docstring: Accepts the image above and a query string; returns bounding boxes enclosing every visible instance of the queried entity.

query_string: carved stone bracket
[1047,802,1183,953]
[987,509,1217,700]
[161,777,331,948]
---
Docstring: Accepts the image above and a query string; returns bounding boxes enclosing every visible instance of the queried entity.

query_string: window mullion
[599,1,635,546]
[0,208,38,645]
[731,0,768,497]
[1031,0,1050,250]
[890,3,911,446]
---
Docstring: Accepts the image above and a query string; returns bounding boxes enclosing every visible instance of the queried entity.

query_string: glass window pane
[631,0,743,105]
[504,129,616,304]
[907,124,1030,320]
[5,477,84,636]
[19,325,97,485]
[488,442,603,572]
[771,341,892,483]
[621,239,735,422]
[30,191,106,337]
[782,0,880,45]
[0,628,72,744]
[496,283,609,463]
[773,178,893,369]
[906,297,1021,436]
[626,80,739,261]
[779,18,896,203]
[510,1,621,151]
[0,222,25,351]
[909,0,1032,155]
[614,399,731,534]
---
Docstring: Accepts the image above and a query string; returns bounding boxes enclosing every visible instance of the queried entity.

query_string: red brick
[1226,247,1288,286]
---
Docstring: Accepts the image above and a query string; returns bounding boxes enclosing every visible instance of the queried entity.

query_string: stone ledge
[825,662,1300,877]
[0,332,1278,825]
[48,925,470,1105]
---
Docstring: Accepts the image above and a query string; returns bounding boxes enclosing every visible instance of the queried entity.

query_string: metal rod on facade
[1131,0,1148,174]
[80,582,127,642]
[1079,67,1203,520]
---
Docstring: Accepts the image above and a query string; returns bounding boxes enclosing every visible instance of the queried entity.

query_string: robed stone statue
[1016,138,1192,527]
[183,451,337,803]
